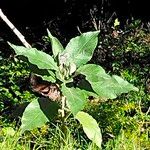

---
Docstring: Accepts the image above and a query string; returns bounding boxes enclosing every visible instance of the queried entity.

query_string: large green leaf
[21,99,49,133]
[77,79,99,98]
[77,64,107,82]
[61,84,88,115]
[77,64,138,99]
[38,97,60,121]
[9,43,58,70]
[29,64,56,83]
[59,31,100,67]
[47,29,64,58]
[35,70,56,83]
[75,111,102,148]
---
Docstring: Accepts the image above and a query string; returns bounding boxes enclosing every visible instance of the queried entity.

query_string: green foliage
[21,98,59,132]
[0,125,101,150]
[75,111,102,148]
[9,43,58,71]
[8,30,139,148]
[105,129,150,150]
[0,58,35,123]
[47,29,64,58]
[60,31,99,67]
[89,21,150,149]
[61,84,88,115]
[77,64,138,99]
[20,99,49,132]
[1,20,150,149]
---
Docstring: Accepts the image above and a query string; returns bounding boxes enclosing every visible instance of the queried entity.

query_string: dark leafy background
[0,0,150,58]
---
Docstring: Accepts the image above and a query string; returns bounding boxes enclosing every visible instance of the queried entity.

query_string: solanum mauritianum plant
[9,30,138,148]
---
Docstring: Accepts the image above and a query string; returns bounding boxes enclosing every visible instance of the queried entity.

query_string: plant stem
[61,96,66,118]
[60,96,67,140]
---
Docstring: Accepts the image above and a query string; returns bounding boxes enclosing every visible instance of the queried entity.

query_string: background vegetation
[0,0,150,149]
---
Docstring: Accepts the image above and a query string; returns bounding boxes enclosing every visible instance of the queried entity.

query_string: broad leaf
[69,62,76,75]
[39,75,55,83]
[60,31,100,67]
[38,97,60,121]
[77,64,107,82]
[21,99,49,132]
[75,111,102,148]
[47,29,64,58]
[61,84,88,115]
[77,64,138,99]
[9,43,58,70]
[35,70,56,83]
[77,79,99,98]
[29,64,56,83]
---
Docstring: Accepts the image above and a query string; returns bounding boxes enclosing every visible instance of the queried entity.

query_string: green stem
[61,96,66,118]
[60,96,68,140]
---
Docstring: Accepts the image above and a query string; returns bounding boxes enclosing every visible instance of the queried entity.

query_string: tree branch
[0,8,31,48]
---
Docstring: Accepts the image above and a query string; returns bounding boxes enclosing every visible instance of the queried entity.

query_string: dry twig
[0,8,31,48]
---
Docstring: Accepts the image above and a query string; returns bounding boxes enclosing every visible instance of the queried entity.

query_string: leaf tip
[133,86,139,92]
[47,28,52,37]
[7,41,12,46]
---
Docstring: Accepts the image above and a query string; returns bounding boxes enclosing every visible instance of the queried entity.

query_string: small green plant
[9,30,138,148]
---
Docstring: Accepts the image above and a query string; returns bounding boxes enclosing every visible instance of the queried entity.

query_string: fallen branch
[0,8,31,48]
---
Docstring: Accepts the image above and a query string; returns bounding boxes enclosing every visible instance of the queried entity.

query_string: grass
[105,129,150,150]
[0,125,99,150]
[0,118,149,150]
